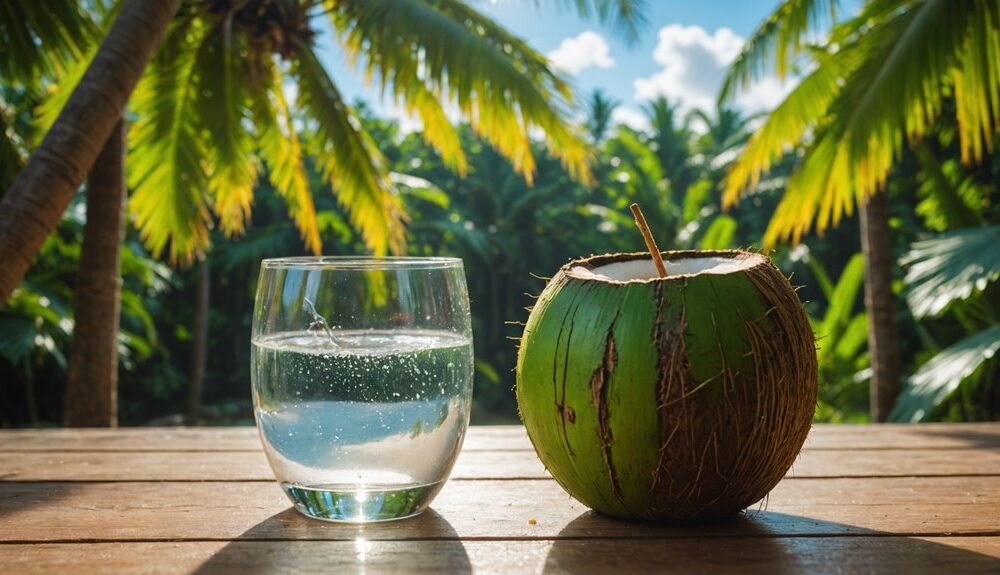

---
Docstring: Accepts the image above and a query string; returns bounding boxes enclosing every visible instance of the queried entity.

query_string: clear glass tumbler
[251,257,474,522]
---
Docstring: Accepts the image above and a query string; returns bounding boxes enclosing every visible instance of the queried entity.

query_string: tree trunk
[186,258,210,425]
[860,191,901,422]
[0,0,179,307]
[64,121,126,427]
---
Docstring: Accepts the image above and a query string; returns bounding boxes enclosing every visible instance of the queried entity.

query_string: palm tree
[719,0,1000,420]
[48,0,646,266]
[2,0,138,425]
[2,0,646,424]
[586,90,619,144]
[0,0,179,306]
[63,121,128,426]
[643,97,697,199]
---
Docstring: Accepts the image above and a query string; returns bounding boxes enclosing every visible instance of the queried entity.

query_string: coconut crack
[590,326,623,505]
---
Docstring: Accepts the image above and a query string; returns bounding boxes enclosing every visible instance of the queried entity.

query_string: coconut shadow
[543,510,1000,574]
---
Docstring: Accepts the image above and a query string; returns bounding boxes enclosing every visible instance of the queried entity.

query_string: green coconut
[516,250,817,521]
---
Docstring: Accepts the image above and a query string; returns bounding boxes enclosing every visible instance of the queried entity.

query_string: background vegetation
[1,0,998,426]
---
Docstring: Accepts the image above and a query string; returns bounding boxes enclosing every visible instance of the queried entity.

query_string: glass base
[281,481,445,523]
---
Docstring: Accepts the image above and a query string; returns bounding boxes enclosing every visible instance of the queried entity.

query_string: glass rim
[260,256,463,270]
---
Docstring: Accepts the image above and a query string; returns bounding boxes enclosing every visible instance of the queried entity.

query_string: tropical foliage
[37,0,647,264]
[1,0,999,426]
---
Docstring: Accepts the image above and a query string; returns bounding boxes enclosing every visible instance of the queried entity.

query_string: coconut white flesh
[568,256,755,282]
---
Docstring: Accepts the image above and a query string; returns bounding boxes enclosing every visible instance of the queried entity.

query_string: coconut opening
[568,255,759,282]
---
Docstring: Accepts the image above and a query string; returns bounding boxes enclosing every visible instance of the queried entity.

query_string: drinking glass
[251,257,474,522]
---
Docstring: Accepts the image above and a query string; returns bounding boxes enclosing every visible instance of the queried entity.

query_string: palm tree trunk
[859,191,901,422]
[0,0,179,307]
[186,258,210,425]
[64,121,126,427]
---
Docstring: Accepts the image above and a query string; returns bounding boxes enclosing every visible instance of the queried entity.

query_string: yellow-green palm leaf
[128,21,211,264]
[293,40,406,256]
[725,0,1000,245]
[251,60,322,255]
[328,0,593,185]
[195,22,258,240]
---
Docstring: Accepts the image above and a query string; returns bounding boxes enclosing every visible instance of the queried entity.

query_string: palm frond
[0,101,26,191]
[720,0,837,102]
[759,0,998,244]
[0,0,96,84]
[698,215,737,249]
[292,40,406,256]
[901,225,1000,319]
[952,0,1000,163]
[128,21,211,264]
[722,47,856,208]
[327,0,592,185]
[251,58,321,255]
[195,21,258,239]
[553,0,647,44]
[815,253,865,362]
[889,324,1000,422]
[35,45,95,135]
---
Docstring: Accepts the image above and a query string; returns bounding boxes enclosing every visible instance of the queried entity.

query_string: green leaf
[128,21,211,264]
[292,40,406,256]
[252,59,321,254]
[901,225,1000,318]
[721,0,837,101]
[698,215,737,250]
[327,0,592,184]
[0,0,96,84]
[816,254,864,362]
[726,0,1000,246]
[196,21,258,239]
[890,324,1000,422]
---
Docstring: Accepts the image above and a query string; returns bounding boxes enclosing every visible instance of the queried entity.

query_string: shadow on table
[192,507,471,574]
[912,426,1000,450]
[543,510,1000,574]
[0,482,76,521]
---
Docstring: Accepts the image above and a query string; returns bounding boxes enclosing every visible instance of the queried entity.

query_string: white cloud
[610,107,650,132]
[547,31,615,75]
[634,24,795,114]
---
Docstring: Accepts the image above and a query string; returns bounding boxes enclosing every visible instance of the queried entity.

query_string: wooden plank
[2,447,998,482]
[0,477,997,542]
[0,424,997,453]
[1,538,999,575]
[0,427,528,453]
[802,423,1000,450]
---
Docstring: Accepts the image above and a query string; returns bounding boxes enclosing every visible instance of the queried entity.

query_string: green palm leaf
[327,0,591,185]
[727,0,1000,244]
[720,0,837,101]
[889,324,1000,422]
[195,21,258,239]
[292,40,406,256]
[252,59,322,255]
[698,215,737,250]
[0,101,26,191]
[555,0,647,43]
[901,225,1000,318]
[815,253,865,364]
[0,0,96,84]
[722,46,857,209]
[128,21,211,264]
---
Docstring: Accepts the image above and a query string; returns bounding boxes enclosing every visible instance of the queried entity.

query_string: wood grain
[0,477,998,542]
[0,424,996,453]
[1,448,997,482]
[1,425,999,574]
[1,538,998,575]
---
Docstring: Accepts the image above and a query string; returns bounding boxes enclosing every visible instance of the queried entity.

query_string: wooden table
[0,424,998,573]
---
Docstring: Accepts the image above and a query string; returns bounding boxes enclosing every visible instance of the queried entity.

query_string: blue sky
[313,1,856,130]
